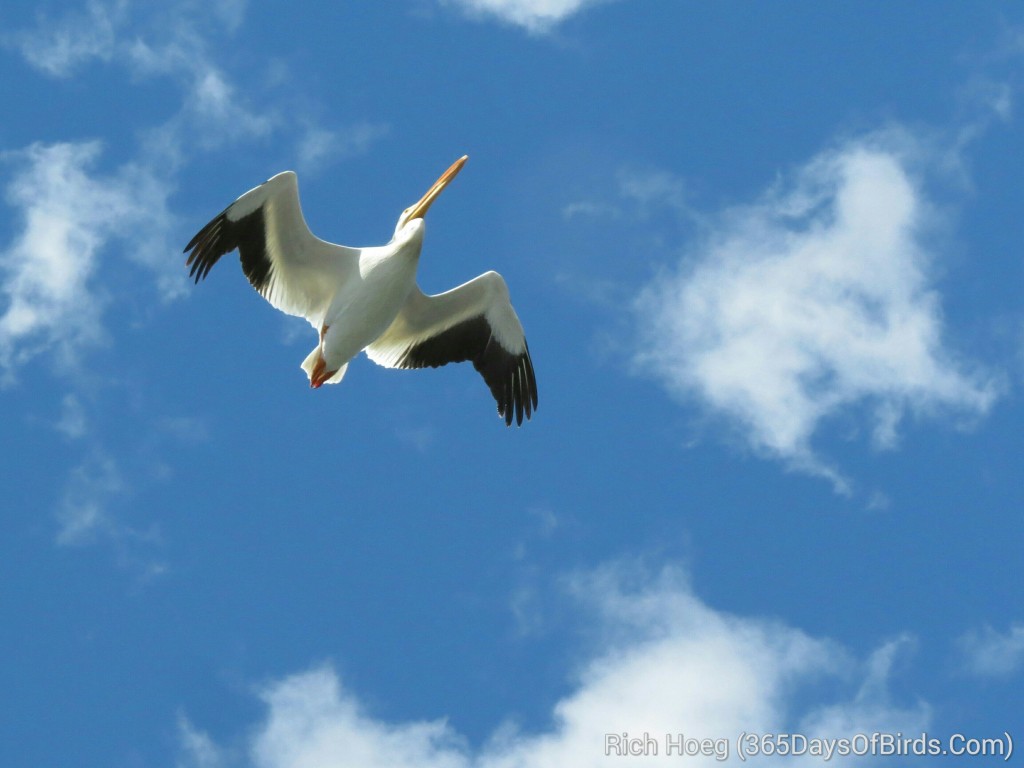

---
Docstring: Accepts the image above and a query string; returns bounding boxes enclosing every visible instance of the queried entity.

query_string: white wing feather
[185,171,359,328]
[366,272,525,365]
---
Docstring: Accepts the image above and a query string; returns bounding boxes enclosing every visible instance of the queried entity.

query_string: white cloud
[617,167,690,217]
[55,393,89,439]
[564,168,690,223]
[178,715,230,768]
[208,0,248,32]
[798,636,927,740]
[0,141,179,380]
[562,200,620,221]
[250,670,469,768]
[122,21,275,152]
[159,415,212,444]
[11,0,247,79]
[633,131,1001,489]
[8,0,127,76]
[295,123,390,176]
[181,564,928,768]
[12,1,273,152]
[443,0,616,33]
[957,624,1024,677]
[187,68,275,146]
[10,0,380,176]
[56,449,125,546]
[8,0,388,189]
[55,443,168,582]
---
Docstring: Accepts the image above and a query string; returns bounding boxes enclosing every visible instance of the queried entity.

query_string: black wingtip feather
[182,207,273,295]
[514,366,525,426]
[394,316,538,426]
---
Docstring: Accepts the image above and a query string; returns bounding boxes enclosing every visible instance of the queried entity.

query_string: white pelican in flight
[183,156,537,426]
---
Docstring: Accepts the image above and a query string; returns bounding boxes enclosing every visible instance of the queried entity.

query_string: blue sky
[2,1,1023,766]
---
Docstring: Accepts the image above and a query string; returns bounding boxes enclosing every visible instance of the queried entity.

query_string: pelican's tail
[301,346,349,387]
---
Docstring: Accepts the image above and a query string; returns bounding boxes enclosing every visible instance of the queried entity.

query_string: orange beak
[405,155,468,221]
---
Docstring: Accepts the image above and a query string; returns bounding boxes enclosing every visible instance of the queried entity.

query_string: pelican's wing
[183,171,358,325]
[366,271,538,426]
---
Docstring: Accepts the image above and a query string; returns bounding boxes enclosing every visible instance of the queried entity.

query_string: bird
[182,156,537,426]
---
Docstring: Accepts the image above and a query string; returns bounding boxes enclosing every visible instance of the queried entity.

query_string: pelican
[183,156,537,426]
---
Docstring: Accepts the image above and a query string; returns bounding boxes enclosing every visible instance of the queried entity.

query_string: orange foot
[309,353,337,389]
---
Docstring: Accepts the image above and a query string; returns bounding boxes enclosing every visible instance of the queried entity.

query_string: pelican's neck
[360,218,424,278]
[393,216,426,242]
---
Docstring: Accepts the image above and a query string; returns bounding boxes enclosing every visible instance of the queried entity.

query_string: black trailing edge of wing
[397,316,538,427]
[183,207,273,295]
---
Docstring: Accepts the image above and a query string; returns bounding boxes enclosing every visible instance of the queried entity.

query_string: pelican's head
[394,155,468,236]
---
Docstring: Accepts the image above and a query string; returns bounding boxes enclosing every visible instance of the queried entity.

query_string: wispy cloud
[2,0,381,574]
[616,167,690,218]
[0,141,178,380]
[85,10,275,158]
[633,129,1001,490]
[186,69,275,146]
[180,563,927,767]
[178,715,230,768]
[54,443,169,584]
[11,0,383,190]
[957,624,1024,678]
[7,0,127,76]
[54,393,89,439]
[442,0,617,34]
[563,167,690,223]
[0,2,374,376]
[56,449,126,546]
[3,8,369,364]
[9,0,250,81]
[800,636,926,740]
[47,398,208,569]
[158,415,211,444]
[295,123,391,176]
